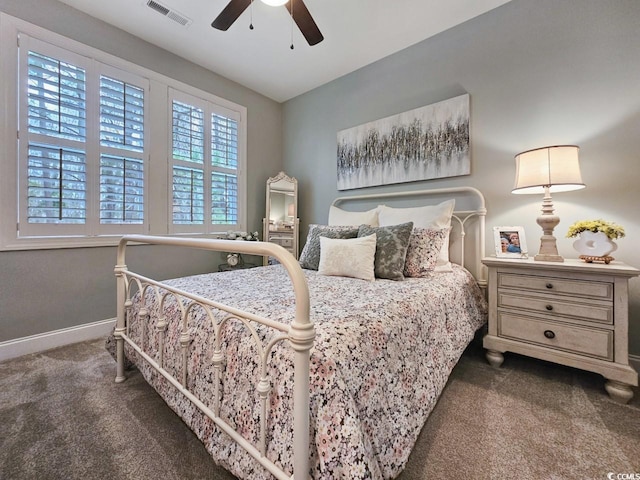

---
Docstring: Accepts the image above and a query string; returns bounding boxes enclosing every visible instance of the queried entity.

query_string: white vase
[573,231,617,257]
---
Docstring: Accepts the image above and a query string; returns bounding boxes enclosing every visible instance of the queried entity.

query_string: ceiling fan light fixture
[212,0,323,46]
[261,0,288,6]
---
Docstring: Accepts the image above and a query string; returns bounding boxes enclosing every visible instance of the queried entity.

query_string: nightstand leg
[485,350,504,368]
[604,380,634,404]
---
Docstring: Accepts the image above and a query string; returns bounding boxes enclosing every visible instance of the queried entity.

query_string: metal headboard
[331,187,487,287]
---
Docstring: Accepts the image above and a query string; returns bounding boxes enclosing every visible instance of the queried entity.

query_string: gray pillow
[358,222,414,280]
[299,225,359,270]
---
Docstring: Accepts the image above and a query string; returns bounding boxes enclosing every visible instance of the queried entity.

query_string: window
[22,47,88,235]
[17,35,149,239]
[211,114,239,225]
[169,90,241,234]
[98,75,145,226]
[0,14,246,250]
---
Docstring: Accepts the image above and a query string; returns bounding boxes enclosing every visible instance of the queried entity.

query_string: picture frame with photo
[493,226,528,258]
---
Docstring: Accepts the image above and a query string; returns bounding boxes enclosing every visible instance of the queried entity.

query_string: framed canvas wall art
[337,94,470,190]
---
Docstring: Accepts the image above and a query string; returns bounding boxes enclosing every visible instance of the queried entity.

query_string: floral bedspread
[122,264,487,479]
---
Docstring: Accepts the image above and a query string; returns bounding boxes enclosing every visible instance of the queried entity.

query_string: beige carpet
[1,337,638,479]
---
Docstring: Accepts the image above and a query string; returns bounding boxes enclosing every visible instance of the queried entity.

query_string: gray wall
[0,0,283,342]
[282,0,640,355]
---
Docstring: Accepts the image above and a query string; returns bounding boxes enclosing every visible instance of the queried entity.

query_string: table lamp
[512,145,585,262]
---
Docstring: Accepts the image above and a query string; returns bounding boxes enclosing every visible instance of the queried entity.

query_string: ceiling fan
[211,0,324,46]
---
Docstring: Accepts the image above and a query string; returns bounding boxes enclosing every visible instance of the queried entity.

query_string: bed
[113,187,488,479]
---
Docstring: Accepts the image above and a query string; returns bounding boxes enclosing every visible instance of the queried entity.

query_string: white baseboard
[0,318,116,363]
[630,354,640,374]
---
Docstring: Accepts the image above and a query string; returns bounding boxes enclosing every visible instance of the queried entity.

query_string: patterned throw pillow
[299,225,359,270]
[403,227,451,277]
[317,234,377,282]
[358,222,414,281]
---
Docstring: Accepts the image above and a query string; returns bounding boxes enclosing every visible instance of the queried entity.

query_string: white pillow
[317,234,376,281]
[328,205,379,227]
[378,199,455,272]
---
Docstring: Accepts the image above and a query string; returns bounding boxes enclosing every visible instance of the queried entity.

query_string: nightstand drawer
[497,312,613,360]
[498,273,612,300]
[498,292,613,324]
[272,236,293,247]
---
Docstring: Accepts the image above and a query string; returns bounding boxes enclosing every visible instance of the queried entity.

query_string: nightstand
[218,262,257,272]
[482,256,639,404]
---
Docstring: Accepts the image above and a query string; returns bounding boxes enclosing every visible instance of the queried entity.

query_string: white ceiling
[57,0,511,103]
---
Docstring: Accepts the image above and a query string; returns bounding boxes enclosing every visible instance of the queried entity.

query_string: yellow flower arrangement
[566,219,625,240]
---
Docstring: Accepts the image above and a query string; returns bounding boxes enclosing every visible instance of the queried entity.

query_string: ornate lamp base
[535,252,564,262]
[534,219,564,262]
[534,189,563,262]
[534,234,564,262]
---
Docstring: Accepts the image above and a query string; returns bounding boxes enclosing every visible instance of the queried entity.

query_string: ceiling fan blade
[285,0,324,46]
[211,0,252,31]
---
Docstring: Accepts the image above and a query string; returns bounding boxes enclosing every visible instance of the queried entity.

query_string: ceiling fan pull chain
[290,0,294,49]
[249,0,254,30]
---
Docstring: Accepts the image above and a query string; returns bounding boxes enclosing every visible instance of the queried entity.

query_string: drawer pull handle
[545,304,553,311]
[544,330,556,339]
[546,283,553,289]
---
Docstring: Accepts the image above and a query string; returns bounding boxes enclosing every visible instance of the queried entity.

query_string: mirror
[264,172,299,264]
[268,179,296,228]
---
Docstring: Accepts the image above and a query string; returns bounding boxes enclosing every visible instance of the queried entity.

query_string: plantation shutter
[18,35,149,239]
[173,166,205,224]
[211,172,237,225]
[171,99,205,226]
[169,90,242,233]
[7,27,244,248]
[99,155,144,224]
[211,114,238,225]
[27,144,86,224]
[99,76,144,151]
[20,44,88,236]
[98,74,146,226]
[27,51,87,141]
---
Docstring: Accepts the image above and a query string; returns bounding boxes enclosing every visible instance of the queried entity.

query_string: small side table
[482,256,639,403]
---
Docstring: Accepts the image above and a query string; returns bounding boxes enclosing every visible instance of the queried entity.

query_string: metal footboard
[114,235,315,480]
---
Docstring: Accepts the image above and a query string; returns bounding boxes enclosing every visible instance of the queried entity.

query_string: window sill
[0,232,235,251]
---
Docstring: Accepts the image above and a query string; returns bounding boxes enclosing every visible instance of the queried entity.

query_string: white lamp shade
[261,0,289,6]
[512,145,585,194]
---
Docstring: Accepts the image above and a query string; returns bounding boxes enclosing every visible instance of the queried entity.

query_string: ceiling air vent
[146,0,192,27]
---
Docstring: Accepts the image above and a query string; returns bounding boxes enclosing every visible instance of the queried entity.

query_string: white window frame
[18,35,151,239]
[96,64,149,236]
[168,88,243,235]
[18,38,92,238]
[0,13,247,250]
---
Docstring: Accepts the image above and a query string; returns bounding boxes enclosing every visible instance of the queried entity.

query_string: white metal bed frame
[114,186,486,480]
